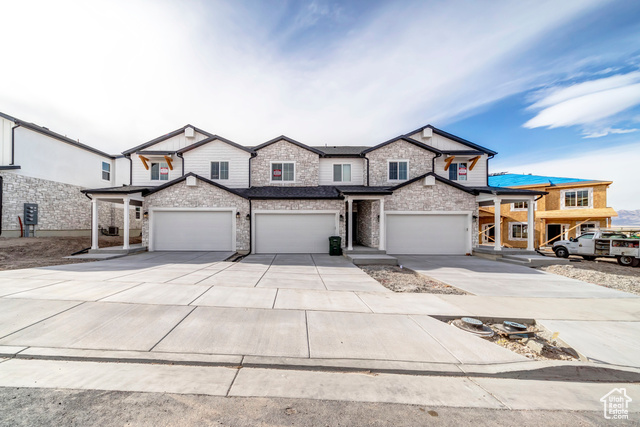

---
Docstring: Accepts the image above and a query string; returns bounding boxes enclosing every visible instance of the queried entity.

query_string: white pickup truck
[552,231,640,267]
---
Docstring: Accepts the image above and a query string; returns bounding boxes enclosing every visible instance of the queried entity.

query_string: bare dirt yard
[360,265,468,295]
[0,236,142,271]
[539,257,640,296]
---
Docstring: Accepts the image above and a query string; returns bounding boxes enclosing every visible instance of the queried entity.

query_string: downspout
[364,155,370,186]
[10,123,21,165]
[487,153,495,186]
[432,151,442,172]
[249,153,257,187]
[248,198,252,254]
[126,154,133,185]
[176,152,185,176]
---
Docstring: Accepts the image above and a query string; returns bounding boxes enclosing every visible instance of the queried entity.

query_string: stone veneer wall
[384,180,479,247]
[356,200,380,248]
[252,199,346,247]
[142,179,250,251]
[250,140,320,187]
[0,171,120,236]
[365,140,435,186]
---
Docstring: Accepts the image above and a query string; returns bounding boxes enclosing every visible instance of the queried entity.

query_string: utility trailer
[552,228,640,267]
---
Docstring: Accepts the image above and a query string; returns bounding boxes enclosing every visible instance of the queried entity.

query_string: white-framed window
[509,222,528,241]
[135,206,141,220]
[388,160,408,181]
[101,162,110,181]
[578,221,598,235]
[561,188,592,209]
[448,162,468,181]
[151,162,169,181]
[333,164,352,182]
[512,201,528,211]
[211,161,229,180]
[271,162,295,182]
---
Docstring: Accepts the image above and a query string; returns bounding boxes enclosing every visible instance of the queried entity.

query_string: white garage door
[255,213,337,254]
[386,213,469,255]
[152,210,233,251]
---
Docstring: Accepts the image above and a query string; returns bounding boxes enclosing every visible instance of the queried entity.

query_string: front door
[482,224,495,244]
[346,212,358,244]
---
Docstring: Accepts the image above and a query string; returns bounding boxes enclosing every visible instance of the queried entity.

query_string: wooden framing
[164,155,174,170]
[139,155,150,170]
[469,155,480,171]
[444,156,455,171]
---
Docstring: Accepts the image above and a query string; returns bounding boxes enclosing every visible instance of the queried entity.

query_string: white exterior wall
[319,158,364,186]
[407,131,476,151]
[1,117,13,165]
[114,157,131,186]
[12,127,115,188]
[182,139,250,188]
[434,154,488,186]
[146,129,209,151]
[131,153,183,186]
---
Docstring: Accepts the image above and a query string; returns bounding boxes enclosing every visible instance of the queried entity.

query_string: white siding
[407,131,479,151]
[182,139,250,188]
[147,128,209,151]
[319,158,364,185]
[434,154,488,187]
[1,117,13,165]
[131,153,183,186]
[12,127,115,188]
[114,157,131,186]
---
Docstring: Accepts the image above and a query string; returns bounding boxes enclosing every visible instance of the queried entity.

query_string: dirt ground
[0,236,142,271]
[361,265,468,295]
[539,257,640,296]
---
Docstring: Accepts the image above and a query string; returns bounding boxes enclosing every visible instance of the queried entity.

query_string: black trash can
[329,236,342,256]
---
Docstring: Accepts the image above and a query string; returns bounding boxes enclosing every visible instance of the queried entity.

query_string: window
[135,207,141,220]
[512,201,528,211]
[271,162,295,182]
[510,223,528,240]
[101,162,110,181]
[211,161,229,180]
[577,233,595,240]
[564,189,590,208]
[333,164,352,182]
[388,161,408,180]
[579,222,598,235]
[151,162,169,181]
[449,162,467,181]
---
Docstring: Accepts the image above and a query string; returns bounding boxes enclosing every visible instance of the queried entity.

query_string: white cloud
[492,142,640,210]
[524,72,640,134]
[582,127,639,138]
[0,0,606,153]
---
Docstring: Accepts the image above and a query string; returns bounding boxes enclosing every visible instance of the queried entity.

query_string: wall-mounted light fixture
[246,214,251,220]
[472,215,478,220]
[339,214,344,221]
[143,211,148,219]
[236,212,241,219]
[377,214,380,222]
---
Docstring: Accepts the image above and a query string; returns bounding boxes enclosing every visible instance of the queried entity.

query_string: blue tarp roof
[488,174,595,188]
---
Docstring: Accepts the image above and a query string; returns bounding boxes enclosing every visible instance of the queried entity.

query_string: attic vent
[186,176,197,186]
[422,128,433,138]
[423,175,435,186]
[185,127,195,138]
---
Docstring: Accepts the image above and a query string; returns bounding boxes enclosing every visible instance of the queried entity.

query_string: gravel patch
[360,265,468,295]
[539,260,640,296]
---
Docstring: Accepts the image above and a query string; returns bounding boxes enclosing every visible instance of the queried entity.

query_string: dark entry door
[547,224,562,244]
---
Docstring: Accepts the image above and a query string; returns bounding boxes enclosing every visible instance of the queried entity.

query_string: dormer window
[388,161,408,181]
[449,162,467,181]
[151,162,169,181]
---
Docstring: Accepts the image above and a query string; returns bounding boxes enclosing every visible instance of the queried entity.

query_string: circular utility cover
[504,321,527,331]
[452,319,494,337]
[461,317,483,327]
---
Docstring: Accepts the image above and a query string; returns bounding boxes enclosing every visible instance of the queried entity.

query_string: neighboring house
[0,111,141,237]
[83,124,543,254]
[479,173,617,248]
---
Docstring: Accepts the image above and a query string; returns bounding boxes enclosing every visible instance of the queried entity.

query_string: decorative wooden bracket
[164,155,174,170]
[139,155,150,170]
[444,156,455,171]
[469,156,480,171]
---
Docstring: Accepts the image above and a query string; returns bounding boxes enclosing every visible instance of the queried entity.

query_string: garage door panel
[153,211,233,251]
[386,214,468,255]
[256,213,336,254]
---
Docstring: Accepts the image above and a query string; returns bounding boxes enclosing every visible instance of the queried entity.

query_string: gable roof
[361,136,443,155]
[122,125,214,155]
[253,135,325,156]
[176,135,255,155]
[311,146,368,157]
[1,111,115,159]
[390,172,476,194]
[404,124,497,156]
[489,174,607,188]
[144,172,248,198]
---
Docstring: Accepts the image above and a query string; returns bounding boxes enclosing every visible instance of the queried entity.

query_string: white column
[347,198,353,251]
[91,198,99,250]
[527,199,535,251]
[378,198,385,251]
[494,197,501,251]
[123,197,130,250]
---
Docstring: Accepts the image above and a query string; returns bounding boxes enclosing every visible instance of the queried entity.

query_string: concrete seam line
[353,292,375,313]
[0,301,85,341]
[407,314,464,365]
[312,256,329,291]
[254,254,276,288]
[148,306,197,352]
[271,288,279,309]
[187,286,213,306]
[226,364,242,397]
[467,376,511,410]
[305,310,312,359]
[93,282,147,302]
[0,279,69,298]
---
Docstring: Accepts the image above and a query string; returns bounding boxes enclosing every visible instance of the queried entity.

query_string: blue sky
[1,0,639,208]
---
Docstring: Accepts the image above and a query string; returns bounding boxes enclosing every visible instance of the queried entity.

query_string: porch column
[91,198,99,250]
[378,198,385,251]
[347,198,353,251]
[493,197,501,251]
[123,197,130,250]
[527,199,535,251]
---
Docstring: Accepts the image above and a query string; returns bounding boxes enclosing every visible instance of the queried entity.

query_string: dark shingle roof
[240,186,342,199]
[81,185,151,194]
[336,186,393,195]
[311,146,368,156]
